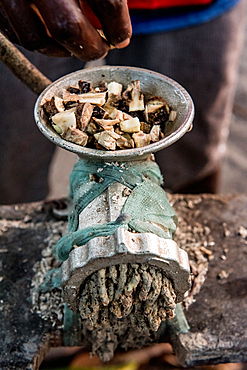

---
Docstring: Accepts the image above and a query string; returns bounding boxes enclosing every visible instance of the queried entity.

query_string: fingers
[0,6,19,44]
[86,0,132,47]
[35,43,72,58]
[1,0,52,50]
[0,0,131,61]
[32,0,110,61]
[0,0,70,57]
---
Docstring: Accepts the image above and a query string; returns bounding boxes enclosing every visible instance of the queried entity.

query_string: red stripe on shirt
[80,0,214,29]
[128,0,213,9]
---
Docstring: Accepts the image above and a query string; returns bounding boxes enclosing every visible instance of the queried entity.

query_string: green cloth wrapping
[37,267,62,293]
[42,159,189,338]
[122,181,177,239]
[68,159,163,232]
[56,213,131,261]
[168,303,190,333]
[63,303,82,346]
[55,159,177,262]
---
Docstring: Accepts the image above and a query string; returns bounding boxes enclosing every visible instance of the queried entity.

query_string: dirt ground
[47,17,247,199]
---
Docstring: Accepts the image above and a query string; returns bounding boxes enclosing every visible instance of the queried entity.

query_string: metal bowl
[34,66,194,162]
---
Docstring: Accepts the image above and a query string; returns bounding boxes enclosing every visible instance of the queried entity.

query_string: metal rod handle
[0,32,51,95]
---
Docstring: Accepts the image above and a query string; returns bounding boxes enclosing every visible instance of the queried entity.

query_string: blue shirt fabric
[130,0,241,34]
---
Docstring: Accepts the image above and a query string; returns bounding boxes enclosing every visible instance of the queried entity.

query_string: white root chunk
[52,108,76,134]
[106,108,118,119]
[107,81,123,97]
[120,117,140,133]
[93,118,120,130]
[54,96,65,112]
[108,109,132,121]
[78,92,106,106]
[103,104,117,117]
[145,96,168,113]
[62,89,106,106]
[129,80,145,112]
[107,131,121,140]
[169,110,177,121]
[150,125,160,142]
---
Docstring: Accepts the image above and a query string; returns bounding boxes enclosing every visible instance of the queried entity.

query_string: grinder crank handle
[0,32,51,95]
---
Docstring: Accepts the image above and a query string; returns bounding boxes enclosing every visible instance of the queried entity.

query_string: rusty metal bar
[0,32,51,95]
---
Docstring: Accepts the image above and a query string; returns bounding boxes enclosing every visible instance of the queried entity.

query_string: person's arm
[0,0,132,61]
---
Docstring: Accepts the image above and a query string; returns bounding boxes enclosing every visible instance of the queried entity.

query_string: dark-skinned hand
[0,0,132,61]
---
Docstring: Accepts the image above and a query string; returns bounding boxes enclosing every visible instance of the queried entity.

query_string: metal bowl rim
[34,66,194,161]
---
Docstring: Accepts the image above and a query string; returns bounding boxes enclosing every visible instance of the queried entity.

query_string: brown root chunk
[75,102,93,131]
[95,81,108,92]
[117,99,129,113]
[67,86,80,94]
[140,121,152,134]
[93,118,120,131]
[146,96,170,125]
[43,96,61,116]
[149,106,170,125]
[79,80,92,93]
[116,136,133,149]
[132,131,151,148]
[94,131,117,151]
[64,101,78,110]
[86,120,99,136]
[92,106,107,119]
[62,127,88,146]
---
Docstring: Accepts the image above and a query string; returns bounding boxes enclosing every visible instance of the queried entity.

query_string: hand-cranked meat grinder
[35,66,194,360]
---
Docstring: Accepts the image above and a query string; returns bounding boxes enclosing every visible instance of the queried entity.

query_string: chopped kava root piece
[94,131,117,150]
[42,79,176,151]
[63,127,88,146]
[120,117,140,133]
[132,131,151,147]
[52,108,76,134]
